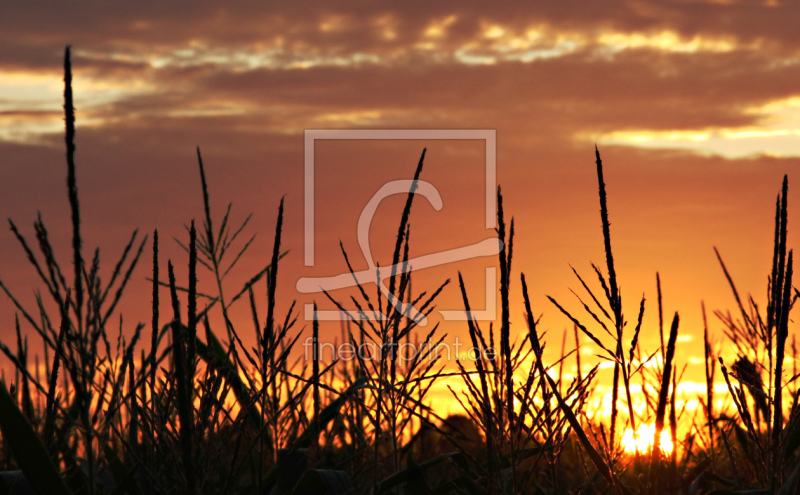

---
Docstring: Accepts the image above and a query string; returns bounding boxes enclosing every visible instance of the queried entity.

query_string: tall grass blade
[651,312,680,486]
[773,250,793,485]
[168,261,195,495]
[0,380,72,495]
[150,230,159,409]
[63,46,83,332]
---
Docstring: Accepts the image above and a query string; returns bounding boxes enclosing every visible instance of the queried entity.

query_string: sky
[1,1,799,420]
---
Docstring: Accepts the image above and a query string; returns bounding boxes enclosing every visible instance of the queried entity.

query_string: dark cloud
[2,1,800,73]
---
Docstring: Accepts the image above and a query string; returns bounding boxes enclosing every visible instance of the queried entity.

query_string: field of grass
[1,46,800,495]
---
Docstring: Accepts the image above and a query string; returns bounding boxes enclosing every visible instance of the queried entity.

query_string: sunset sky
[1,1,799,418]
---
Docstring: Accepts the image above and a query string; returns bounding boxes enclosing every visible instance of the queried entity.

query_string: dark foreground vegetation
[0,46,799,495]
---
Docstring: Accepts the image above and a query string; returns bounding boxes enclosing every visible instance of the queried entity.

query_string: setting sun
[621,424,674,455]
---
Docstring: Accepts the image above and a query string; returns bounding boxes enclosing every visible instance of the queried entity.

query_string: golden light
[621,424,674,455]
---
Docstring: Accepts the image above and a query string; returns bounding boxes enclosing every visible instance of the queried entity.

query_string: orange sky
[1,1,799,420]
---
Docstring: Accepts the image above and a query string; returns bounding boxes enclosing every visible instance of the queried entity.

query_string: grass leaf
[0,380,72,495]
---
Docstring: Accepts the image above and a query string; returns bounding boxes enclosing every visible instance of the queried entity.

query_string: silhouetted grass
[3,45,800,495]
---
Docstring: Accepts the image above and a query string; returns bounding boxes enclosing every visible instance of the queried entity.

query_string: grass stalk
[650,312,679,487]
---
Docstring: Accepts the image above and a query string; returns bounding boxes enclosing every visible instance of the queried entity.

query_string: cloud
[0,1,798,160]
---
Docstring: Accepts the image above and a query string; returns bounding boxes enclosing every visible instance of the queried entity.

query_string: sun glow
[621,424,674,455]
